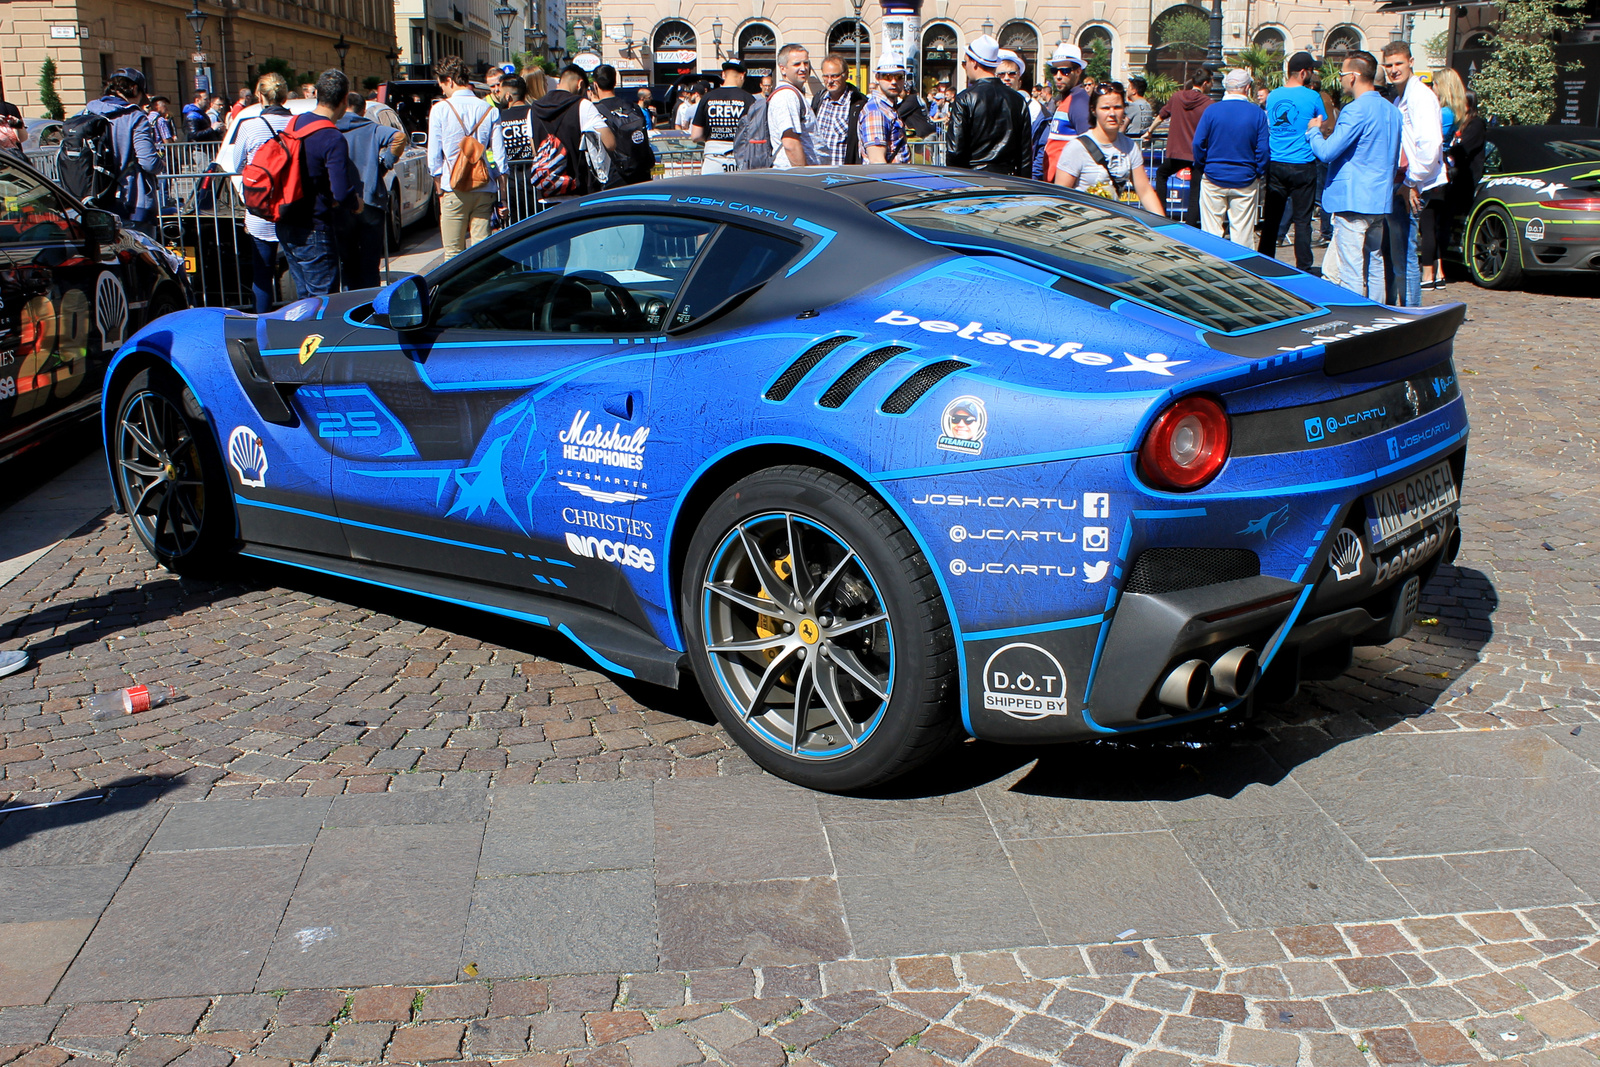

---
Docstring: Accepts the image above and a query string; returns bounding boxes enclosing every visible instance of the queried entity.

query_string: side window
[670,225,800,328]
[431,214,716,334]
[0,162,84,246]
[1483,139,1502,175]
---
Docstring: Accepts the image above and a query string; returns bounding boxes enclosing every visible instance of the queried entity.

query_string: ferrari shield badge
[299,333,324,364]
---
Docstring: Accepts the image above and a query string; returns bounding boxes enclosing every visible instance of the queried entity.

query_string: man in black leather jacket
[944,35,1030,176]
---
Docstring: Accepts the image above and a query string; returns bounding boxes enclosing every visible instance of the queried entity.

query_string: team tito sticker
[937,396,986,454]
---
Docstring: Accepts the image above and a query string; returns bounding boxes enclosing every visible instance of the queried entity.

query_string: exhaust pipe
[1158,659,1213,711]
[1211,646,1259,699]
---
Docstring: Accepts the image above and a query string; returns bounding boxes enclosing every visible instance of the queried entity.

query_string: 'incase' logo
[565,532,656,572]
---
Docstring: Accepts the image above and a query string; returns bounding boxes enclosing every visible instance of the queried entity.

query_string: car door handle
[604,391,638,420]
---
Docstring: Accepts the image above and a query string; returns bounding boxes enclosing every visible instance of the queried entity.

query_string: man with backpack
[427,55,499,260]
[60,68,163,238]
[276,70,359,297]
[591,65,654,188]
[768,45,818,169]
[529,66,614,198]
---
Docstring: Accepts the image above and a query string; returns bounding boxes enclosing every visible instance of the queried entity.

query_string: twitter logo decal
[1083,561,1110,583]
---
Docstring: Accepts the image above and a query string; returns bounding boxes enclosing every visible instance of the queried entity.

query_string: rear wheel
[113,366,235,574]
[682,466,960,791]
[1468,205,1524,289]
[388,192,404,251]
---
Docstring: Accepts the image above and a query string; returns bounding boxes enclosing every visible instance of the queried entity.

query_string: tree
[362,75,382,91]
[1084,38,1112,83]
[39,56,64,119]
[1471,0,1585,125]
[1142,72,1180,108]
[1158,10,1210,52]
[1425,29,1450,67]
[1231,45,1284,93]
[258,56,303,87]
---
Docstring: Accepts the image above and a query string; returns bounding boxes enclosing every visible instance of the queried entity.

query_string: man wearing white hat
[997,49,1044,124]
[944,34,1031,176]
[858,56,911,164]
[1048,44,1090,138]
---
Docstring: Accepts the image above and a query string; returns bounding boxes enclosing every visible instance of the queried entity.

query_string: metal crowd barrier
[906,139,946,167]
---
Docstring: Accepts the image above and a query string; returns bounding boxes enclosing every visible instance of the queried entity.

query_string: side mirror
[84,207,120,245]
[373,274,429,330]
[410,131,428,147]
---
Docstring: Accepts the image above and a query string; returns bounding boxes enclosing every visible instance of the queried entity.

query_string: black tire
[1468,205,1524,290]
[144,289,184,326]
[388,192,404,252]
[682,465,960,791]
[112,366,236,575]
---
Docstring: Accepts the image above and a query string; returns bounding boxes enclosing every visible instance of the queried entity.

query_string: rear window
[1485,128,1600,171]
[881,194,1319,334]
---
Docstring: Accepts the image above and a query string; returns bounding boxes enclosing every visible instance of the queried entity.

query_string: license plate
[167,246,197,274]
[1366,462,1458,551]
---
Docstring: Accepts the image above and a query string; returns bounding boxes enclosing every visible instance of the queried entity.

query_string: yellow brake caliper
[754,554,795,677]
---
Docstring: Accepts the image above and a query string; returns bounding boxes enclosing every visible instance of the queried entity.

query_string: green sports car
[1456,125,1600,289]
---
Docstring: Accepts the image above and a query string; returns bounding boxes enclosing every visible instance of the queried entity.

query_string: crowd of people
[924,34,1482,304]
[57,36,1488,310]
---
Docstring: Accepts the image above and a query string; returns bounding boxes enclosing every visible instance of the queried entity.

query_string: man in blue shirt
[1307,51,1402,298]
[1258,52,1326,269]
[1191,68,1269,247]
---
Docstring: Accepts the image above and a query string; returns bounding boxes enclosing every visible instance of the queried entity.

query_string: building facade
[392,0,567,79]
[593,1,1412,96]
[1,0,399,116]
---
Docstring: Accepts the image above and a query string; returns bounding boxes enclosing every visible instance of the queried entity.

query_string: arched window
[998,21,1039,87]
[738,22,776,84]
[922,22,958,96]
[828,18,872,89]
[1078,24,1114,82]
[1324,25,1362,64]
[1147,3,1208,82]
[651,19,697,81]
[1253,27,1286,54]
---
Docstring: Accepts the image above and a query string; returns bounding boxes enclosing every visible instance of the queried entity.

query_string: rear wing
[1198,302,1467,374]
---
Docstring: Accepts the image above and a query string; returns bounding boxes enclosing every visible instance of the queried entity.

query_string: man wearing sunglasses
[1306,50,1402,300]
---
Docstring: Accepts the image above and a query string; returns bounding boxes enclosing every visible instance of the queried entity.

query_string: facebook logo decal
[1304,417,1325,443]
[1386,437,1400,460]
[1083,492,1109,518]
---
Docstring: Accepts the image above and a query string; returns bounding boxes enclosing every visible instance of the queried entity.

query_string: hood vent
[880,359,971,414]
[818,345,910,409]
[765,335,854,402]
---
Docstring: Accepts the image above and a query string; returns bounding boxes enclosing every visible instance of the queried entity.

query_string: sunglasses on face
[951,415,978,425]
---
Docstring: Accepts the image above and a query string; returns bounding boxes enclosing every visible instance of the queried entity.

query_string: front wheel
[682,466,959,791]
[113,366,236,574]
[1468,205,1524,289]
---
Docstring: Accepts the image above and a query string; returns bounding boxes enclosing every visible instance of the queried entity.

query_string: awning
[1375,0,1491,10]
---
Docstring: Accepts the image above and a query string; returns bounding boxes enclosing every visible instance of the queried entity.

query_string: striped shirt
[857,91,908,164]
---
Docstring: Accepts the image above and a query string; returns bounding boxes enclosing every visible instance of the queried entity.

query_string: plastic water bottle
[86,684,177,721]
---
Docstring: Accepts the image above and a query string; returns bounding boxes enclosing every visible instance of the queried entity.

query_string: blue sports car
[102,167,1468,791]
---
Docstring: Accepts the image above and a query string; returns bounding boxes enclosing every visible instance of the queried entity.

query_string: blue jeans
[1386,191,1422,306]
[1332,212,1386,300]
[276,224,340,298]
[249,236,280,314]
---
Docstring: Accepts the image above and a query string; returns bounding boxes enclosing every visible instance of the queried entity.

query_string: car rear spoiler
[1198,302,1467,374]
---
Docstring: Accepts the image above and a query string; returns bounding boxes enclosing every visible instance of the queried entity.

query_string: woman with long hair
[1420,69,1469,288]
[521,66,549,101]
[1441,89,1486,274]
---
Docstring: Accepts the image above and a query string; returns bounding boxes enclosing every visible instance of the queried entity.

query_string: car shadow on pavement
[0,577,250,662]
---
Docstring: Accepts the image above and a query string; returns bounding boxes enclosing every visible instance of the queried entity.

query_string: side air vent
[1124,548,1261,596]
[764,335,854,402]
[880,360,971,415]
[818,345,910,408]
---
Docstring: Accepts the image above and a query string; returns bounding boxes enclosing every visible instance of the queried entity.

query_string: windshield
[882,194,1320,334]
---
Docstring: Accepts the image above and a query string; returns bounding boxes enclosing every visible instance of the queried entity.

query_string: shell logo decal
[95,272,128,347]
[228,426,269,488]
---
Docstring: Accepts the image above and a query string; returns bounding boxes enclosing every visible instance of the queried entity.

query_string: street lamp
[386,48,398,80]
[849,0,863,88]
[622,16,634,58]
[334,33,350,71]
[1059,19,1072,45]
[712,17,723,59]
[1311,22,1325,58]
[186,4,208,52]
[981,16,994,39]
[1205,0,1224,101]
[494,2,517,63]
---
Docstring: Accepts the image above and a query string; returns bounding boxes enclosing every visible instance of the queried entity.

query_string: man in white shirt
[1381,40,1446,307]
[768,44,817,168]
[427,54,499,259]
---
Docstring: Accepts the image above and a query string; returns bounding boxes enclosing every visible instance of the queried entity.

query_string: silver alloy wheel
[117,390,207,558]
[701,511,894,759]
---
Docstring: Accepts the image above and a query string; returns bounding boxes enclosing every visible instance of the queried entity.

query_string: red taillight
[1548,198,1600,210]
[1139,395,1231,490]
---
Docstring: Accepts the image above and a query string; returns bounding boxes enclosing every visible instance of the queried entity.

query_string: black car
[1452,125,1600,289]
[0,153,189,465]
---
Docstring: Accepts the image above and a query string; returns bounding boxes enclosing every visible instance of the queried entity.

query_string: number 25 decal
[317,410,382,438]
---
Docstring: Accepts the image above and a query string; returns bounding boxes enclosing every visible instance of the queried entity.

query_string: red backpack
[240,116,336,221]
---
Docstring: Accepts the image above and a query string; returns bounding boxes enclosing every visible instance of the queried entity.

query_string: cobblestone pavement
[2,279,1599,1067]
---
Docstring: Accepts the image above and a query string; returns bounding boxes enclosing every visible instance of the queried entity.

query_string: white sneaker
[0,649,30,677]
